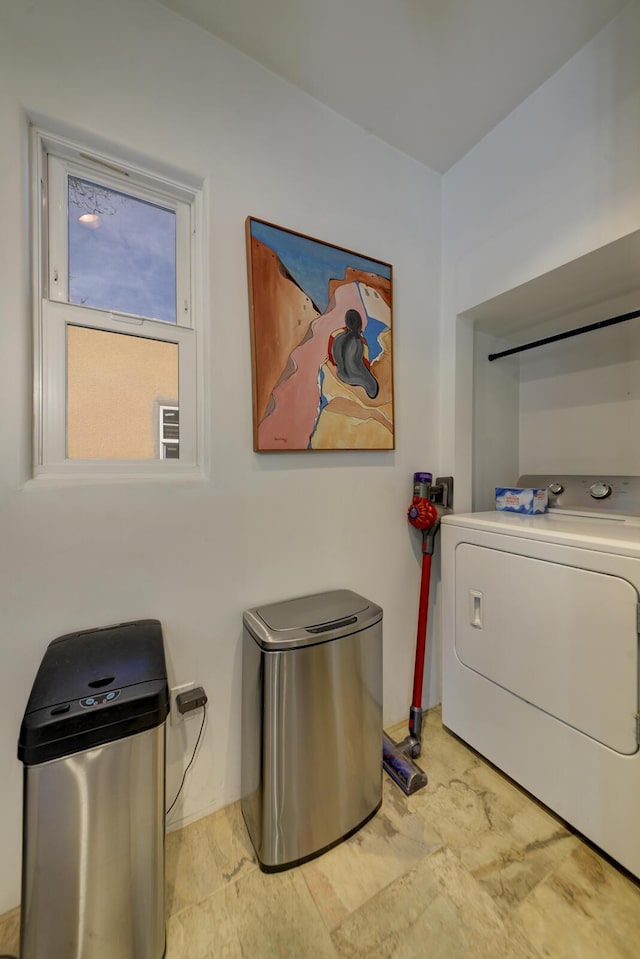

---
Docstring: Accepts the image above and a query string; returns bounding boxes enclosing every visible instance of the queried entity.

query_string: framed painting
[246,217,394,451]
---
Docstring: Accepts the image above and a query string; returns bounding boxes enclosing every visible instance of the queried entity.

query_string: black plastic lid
[18,619,169,765]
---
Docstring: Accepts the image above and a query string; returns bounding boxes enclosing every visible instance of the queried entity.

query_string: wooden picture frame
[246,217,394,451]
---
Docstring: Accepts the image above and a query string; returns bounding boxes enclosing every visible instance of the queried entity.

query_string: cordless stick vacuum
[383,472,453,795]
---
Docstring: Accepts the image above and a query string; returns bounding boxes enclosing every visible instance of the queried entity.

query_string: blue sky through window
[68,177,177,323]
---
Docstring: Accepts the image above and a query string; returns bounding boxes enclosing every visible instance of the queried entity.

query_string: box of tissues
[495,487,548,514]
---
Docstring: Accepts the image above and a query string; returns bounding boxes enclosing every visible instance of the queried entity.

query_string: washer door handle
[469,589,483,629]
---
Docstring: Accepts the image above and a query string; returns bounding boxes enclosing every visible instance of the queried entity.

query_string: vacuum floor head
[383,732,428,795]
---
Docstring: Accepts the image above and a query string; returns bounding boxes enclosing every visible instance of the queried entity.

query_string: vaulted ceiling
[158,0,629,172]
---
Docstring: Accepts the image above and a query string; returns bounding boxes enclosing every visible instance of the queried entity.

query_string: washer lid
[244,589,381,649]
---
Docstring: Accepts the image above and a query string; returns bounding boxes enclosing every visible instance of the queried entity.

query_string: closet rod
[487,307,640,361]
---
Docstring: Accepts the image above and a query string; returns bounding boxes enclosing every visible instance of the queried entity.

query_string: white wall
[0,0,442,914]
[471,332,519,511]
[517,291,640,476]
[442,0,640,512]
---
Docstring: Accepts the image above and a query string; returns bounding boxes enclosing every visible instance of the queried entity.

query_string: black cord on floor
[166,703,207,818]
[0,953,18,958]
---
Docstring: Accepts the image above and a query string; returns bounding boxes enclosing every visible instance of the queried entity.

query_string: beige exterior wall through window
[66,326,179,460]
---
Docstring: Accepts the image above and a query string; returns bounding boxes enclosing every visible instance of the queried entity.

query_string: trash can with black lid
[18,619,169,959]
[241,589,383,871]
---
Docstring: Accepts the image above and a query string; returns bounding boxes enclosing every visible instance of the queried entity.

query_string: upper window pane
[68,176,177,323]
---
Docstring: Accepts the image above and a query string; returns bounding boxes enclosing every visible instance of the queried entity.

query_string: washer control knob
[589,481,612,500]
[548,482,564,496]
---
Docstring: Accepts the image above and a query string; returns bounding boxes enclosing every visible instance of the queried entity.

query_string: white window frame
[31,126,203,480]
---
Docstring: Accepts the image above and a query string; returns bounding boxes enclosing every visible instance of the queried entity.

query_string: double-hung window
[32,128,201,477]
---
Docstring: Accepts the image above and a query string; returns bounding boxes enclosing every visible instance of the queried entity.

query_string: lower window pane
[67,326,179,459]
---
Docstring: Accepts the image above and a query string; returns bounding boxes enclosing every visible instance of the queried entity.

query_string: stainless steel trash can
[241,589,383,871]
[18,619,169,959]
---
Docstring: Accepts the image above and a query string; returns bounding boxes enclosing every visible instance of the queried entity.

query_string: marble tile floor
[1,706,639,958]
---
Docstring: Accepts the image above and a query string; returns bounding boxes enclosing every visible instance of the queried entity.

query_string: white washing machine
[442,475,640,879]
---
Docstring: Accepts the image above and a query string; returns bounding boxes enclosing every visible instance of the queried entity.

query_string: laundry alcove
[459,228,640,509]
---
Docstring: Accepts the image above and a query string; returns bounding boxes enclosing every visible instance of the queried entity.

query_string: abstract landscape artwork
[246,217,394,451]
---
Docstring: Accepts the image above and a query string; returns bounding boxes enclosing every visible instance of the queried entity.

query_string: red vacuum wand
[382,472,453,793]
[406,472,453,750]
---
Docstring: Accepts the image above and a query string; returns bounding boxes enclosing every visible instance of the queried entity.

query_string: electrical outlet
[170,682,194,726]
